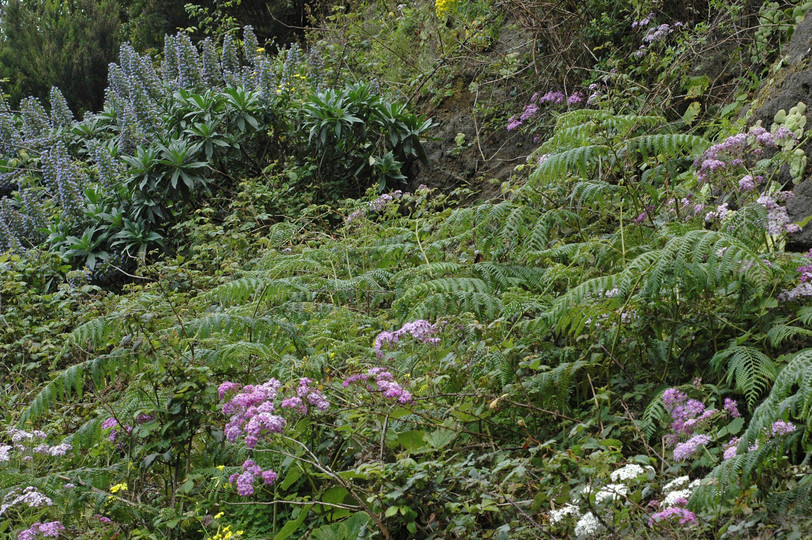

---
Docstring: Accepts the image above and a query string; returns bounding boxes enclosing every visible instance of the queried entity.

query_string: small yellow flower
[110,482,128,493]
[214,511,225,519]
[256,47,265,53]
[216,465,225,471]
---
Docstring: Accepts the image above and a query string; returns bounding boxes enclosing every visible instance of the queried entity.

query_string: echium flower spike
[255,57,277,100]
[161,34,180,86]
[50,142,85,218]
[201,37,222,87]
[89,140,122,191]
[243,25,260,66]
[0,214,22,252]
[176,32,203,90]
[307,47,325,92]
[49,87,74,128]
[0,113,22,154]
[19,97,52,144]
[221,34,241,86]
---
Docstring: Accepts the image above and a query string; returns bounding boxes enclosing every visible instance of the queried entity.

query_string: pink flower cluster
[229,459,277,497]
[281,378,330,414]
[220,377,330,449]
[373,319,440,358]
[648,507,697,527]
[220,379,286,449]
[17,521,64,539]
[343,367,413,404]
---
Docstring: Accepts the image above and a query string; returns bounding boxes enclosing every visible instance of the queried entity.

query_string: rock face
[752,12,812,249]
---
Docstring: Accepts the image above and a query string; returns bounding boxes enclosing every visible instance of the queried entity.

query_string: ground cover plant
[0,0,811,538]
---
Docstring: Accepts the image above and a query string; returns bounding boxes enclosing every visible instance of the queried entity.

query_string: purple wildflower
[663,388,687,411]
[771,420,796,436]
[261,470,278,486]
[738,175,755,192]
[775,126,796,142]
[520,103,539,122]
[724,398,740,418]
[218,382,242,399]
[723,437,739,460]
[673,434,711,461]
[648,507,698,527]
[567,92,584,105]
[236,471,255,497]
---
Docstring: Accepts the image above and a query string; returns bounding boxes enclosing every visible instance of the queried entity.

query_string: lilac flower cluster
[280,378,330,414]
[16,521,64,539]
[632,14,683,58]
[643,23,682,44]
[507,90,586,131]
[704,203,729,223]
[662,389,719,443]
[220,377,330,449]
[369,190,404,212]
[101,418,132,442]
[220,379,286,449]
[343,367,413,403]
[346,191,406,223]
[782,249,812,301]
[373,319,440,358]
[723,398,740,418]
[648,507,697,527]
[756,193,801,235]
[228,459,277,497]
[722,437,740,460]
[673,434,711,461]
[771,420,796,436]
[631,13,654,29]
[2,428,72,461]
[1,487,53,517]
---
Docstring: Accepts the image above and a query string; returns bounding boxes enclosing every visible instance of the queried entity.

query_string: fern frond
[625,133,708,160]
[767,324,812,348]
[710,346,777,410]
[19,351,136,426]
[531,144,610,182]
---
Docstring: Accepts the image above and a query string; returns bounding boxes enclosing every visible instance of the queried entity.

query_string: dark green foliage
[0,0,123,113]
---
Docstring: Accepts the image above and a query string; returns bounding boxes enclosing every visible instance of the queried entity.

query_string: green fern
[710,346,777,410]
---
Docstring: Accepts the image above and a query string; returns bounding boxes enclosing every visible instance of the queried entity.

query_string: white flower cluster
[548,463,654,537]
[610,463,647,482]
[549,503,579,524]
[574,512,601,537]
[660,476,702,507]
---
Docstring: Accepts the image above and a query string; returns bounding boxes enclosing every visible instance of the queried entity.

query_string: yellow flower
[216,465,225,471]
[435,0,457,17]
[214,512,224,519]
[110,482,127,493]
[256,47,265,53]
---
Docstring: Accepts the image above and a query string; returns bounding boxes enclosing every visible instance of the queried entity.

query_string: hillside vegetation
[0,0,811,538]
